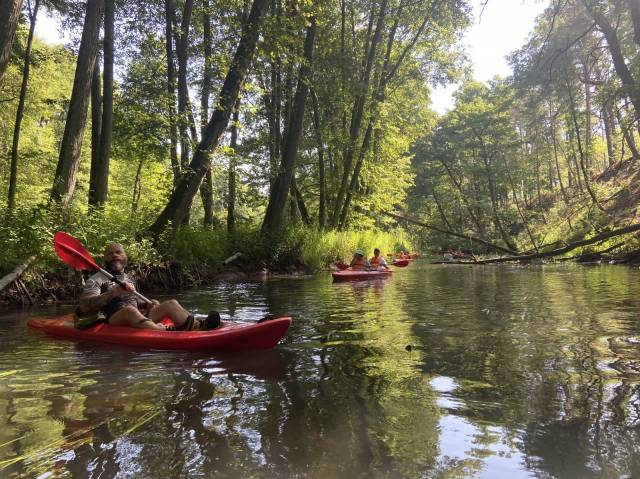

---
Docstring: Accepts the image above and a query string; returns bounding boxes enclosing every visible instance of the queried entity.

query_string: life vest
[351,257,366,270]
[370,256,382,266]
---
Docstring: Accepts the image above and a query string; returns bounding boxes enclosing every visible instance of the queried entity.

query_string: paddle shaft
[95,266,152,304]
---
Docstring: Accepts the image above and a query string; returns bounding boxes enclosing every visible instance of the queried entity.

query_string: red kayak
[392,259,409,267]
[28,314,292,351]
[332,269,392,281]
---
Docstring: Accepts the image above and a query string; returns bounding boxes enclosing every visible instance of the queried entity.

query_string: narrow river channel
[1,262,640,478]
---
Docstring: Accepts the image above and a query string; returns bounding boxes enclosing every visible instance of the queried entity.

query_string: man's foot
[203,311,221,330]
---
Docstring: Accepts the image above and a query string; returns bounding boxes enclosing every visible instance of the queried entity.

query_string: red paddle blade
[337,262,349,270]
[54,231,100,271]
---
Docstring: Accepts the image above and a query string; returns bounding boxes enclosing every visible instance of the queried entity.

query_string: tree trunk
[506,167,538,251]
[481,153,517,252]
[565,76,604,211]
[132,158,144,212]
[627,0,640,46]
[227,101,240,233]
[602,102,617,165]
[148,0,270,237]
[95,0,114,206]
[7,0,39,211]
[590,9,640,123]
[617,109,640,160]
[339,121,372,228]
[176,0,195,169]
[165,0,180,187]
[0,0,24,87]
[432,188,453,231]
[89,59,102,206]
[291,177,310,226]
[582,62,592,169]
[330,0,388,227]
[439,158,486,237]
[261,15,316,235]
[200,0,214,227]
[310,88,326,229]
[50,0,102,206]
[549,104,569,206]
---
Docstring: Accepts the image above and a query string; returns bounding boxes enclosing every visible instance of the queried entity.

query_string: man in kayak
[369,248,390,270]
[76,242,219,331]
[349,250,370,270]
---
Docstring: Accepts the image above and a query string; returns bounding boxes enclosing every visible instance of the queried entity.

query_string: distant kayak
[392,259,409,267]
[332,270,393,281]
[28,314,292,351]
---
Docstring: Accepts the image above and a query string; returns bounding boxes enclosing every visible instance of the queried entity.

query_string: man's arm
[78,289,119,314]
[77,280,132,314]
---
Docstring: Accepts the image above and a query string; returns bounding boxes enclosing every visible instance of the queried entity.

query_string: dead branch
[0,255,37,292]
[475,224,640,264]
[383,211,519,255]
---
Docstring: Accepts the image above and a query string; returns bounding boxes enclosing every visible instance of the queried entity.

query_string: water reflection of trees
[406,265,640,478]
[2,267,640,477]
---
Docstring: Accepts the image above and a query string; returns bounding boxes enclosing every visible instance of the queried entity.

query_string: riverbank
[0,219,412,307]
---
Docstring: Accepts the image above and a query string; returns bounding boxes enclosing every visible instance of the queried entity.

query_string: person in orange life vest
[349,250,371,270]
[370,248,389,270]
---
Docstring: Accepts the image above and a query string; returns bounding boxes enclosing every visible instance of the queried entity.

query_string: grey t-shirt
[82,271,139,319]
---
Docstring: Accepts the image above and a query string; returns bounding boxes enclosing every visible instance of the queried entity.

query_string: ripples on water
[1,264,640,478]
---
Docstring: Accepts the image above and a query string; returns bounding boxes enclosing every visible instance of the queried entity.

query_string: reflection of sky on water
[431,376,535,478]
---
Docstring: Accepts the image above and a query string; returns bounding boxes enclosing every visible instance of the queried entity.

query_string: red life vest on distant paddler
[351,257,366,270]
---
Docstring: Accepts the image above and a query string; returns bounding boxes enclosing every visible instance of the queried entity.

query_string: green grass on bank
[0,206,413,277]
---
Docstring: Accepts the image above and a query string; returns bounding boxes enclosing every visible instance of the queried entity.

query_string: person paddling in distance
[349,250,371,270]
[76,242,220,331]
[370,248,390,270]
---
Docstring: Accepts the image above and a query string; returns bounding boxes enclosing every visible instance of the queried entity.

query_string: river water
[1,262,640,478]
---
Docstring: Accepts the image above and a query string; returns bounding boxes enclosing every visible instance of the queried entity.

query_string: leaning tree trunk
[0,0,24,87]
[51,0,102,207]
[589,9,640,124]
[261,15,316,235]
[89,0,114,207]
[8,0,39,211]
[147,0,270,237]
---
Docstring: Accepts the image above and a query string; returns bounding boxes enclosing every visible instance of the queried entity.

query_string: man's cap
[355,249,364,256]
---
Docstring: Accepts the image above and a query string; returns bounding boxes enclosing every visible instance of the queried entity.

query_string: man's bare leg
[109,306,165,330]
[148,299,190,328]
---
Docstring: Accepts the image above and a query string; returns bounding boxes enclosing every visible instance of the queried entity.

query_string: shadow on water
[1,264,640,477]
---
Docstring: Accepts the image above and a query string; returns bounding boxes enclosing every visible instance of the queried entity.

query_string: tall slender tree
[51,0,103,207]
[7,0,40,210]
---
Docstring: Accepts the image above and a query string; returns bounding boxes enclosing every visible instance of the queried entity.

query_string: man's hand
[111,281,135,298]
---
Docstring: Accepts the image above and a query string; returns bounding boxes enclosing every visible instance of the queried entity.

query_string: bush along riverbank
[0,209,413,307]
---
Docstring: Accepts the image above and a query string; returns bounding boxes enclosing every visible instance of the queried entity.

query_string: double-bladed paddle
[53,231,152,304]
